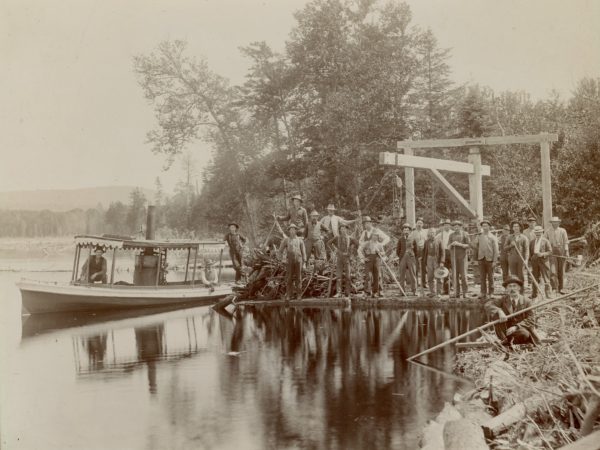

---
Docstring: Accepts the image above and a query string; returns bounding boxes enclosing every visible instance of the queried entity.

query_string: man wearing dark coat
[327,223,359,298]
[485,277,540,346]
[396,223,418,295]
[224,222,247,283]
[529,225,553,299]
[422,228,444,295]
[278,223,306,300]
[276,195,309,237]
[80,246,108,283]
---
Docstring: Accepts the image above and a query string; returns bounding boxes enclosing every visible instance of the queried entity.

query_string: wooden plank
[428,169,477,218]
[380,152,491,176]
[540,140,553,229]
[404,148,416,226]
[468,147,484,220]
[397,133,559,149]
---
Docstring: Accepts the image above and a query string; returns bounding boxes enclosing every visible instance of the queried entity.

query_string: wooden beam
[540,140,553,228]
[404,148,416,226]
[380,152,491,176]
[428,169,477,218]
[468,147,484,220]
[397,133,558,149]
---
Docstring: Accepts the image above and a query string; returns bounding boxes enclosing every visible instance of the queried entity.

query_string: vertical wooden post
[155,251,161,286]
[540,136,553,229]
[468,147,483,221]
[110,249,117,286]
[191,247,198,286]
[404,147,416,225]
[184,248,191,283]
[71,244,80,281]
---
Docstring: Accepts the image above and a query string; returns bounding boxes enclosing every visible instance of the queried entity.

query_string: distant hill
[0,186,155,211]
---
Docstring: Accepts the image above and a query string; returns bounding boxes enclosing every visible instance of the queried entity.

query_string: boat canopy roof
[74,235,224,251]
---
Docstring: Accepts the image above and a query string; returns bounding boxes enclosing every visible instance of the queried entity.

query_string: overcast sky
[1,0,599,194]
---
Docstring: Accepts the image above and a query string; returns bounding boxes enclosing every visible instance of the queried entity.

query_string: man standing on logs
[358,216,389,298]
[530,225,553,299]
[473,219,499,300]
[439,219,453,295]
[507,221,529,291]
[319,204,357,258]
[328,223,358,298]
[410,217,428,290]
[305,210,327,262]
[397,223,417,296]
[498,224,511,284]
[423,228,443,296]
[545,216,569,295]
[224,222,247,284]
[485,277,540,346]
[276,194,309,237]
[449,220,471,298]
[278,223,306,300]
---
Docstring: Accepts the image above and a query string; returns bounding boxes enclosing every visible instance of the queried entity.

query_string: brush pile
[585,221,600,265]
[454,266,600,449]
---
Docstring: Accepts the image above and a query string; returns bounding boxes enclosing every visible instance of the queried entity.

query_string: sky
[1,0,599,194]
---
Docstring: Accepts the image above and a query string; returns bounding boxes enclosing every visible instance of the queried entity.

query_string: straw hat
[434,266,449,279]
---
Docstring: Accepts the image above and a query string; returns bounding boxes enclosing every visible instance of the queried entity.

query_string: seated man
[80,246,108,283]
[200,259,219,292]
[485,276,540,346]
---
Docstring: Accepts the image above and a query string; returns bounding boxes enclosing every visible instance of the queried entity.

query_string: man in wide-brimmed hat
[448,220,470,298]
[278,223,306,300]
[545,216,569,294]
[485,276,540,346]
[358,216,390,297]
[275,194,309,238]
[327,223,359,298]
[396,223,417,295]
[507,220,529,291]
[305,210,327,262]
[472,219,499,300]
[80,246,108,283]
[530,225,553,299]
[224,222,247,284]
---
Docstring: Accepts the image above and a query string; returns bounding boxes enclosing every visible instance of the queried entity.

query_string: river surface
[0,255,485,450]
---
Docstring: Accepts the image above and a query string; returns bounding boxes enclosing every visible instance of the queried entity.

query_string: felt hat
[309,210,320,217]
[402,223,412,230]
[94,246,104,254]
[533,225,544,233]
[228,222,240,229]
[434,266,449,279]
[452,220,462,226]
[416,217,424,223]
[291,195,303,203]
[443,219,452,225]
[503,276,523,288]
[528,217,537,222]
[326,204,336,211]
[362,216,373,223]
[480,219,492,226]
[288,223,298,230]
[550,216,561,222]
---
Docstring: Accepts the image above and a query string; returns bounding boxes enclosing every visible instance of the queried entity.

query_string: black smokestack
[146,205,156,240]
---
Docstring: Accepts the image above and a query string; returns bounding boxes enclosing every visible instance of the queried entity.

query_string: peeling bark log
[482,395,547,439]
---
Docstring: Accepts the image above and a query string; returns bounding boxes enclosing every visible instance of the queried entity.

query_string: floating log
[482,395,547,439]
[443,419,488,450]
[456,338,556,351]
[212,294,235,311]
[557,429,600,449]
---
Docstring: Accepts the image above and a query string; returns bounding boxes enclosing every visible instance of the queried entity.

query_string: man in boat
[224,222,247,284]
[327,223,359,298]
[278,223,306,300]
[530,225,553,299]
[276,194,309,238]
[545,216,569,294]
[485,276,540,346]
[472,219,499,300]
[305,210,327,263]
[396,223,417,296]
[448,220,471,298]
[358,216,389,298]
[319,204,358,259]
[200,259,219,292]
[80,246,108,283]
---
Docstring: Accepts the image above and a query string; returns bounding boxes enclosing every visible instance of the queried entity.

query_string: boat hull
[18,280,232,314]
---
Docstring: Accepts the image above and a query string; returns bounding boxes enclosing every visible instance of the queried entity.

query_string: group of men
[224,194,571,307]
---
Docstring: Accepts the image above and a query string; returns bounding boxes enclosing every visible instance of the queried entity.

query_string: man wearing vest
[276,195,309,238]
[472,219,499,300]
[278,223,307,300]
[448,220,471,298]
[224,222,247,284]
[397,223,418,295]
[328,224,359,298]
[410,217,428,290]
[320,204,357,259]
[305,210,327,262]
[358,216,389,297]
[423,228,444,295]
[545,216,569,294]
[80,246,108,283]
[530,225,553,299]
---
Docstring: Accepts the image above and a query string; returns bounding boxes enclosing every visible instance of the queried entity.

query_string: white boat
[18,234,233,314]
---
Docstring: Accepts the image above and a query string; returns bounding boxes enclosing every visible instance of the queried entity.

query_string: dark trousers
[364,254,380,295]
[336,255,352,295]
[494,324,535,346]
[531,257,552,298]
[285,256,303,299]
[230,251,243,282]
[305,238,325,261]
[508,253,525,292]
[442,251,452,294]
[550,246,565,291]
[453,251,468,296]
[399,254,417,294]
[478,259,494,296]
[500,255,509,284]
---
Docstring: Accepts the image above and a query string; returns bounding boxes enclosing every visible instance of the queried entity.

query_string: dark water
[1,263,485,450]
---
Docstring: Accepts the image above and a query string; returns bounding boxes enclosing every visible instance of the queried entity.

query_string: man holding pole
[545,216,569,294]
[224,222,247,284]
[358,216,389,297]
[485,277,540,346]
[449,220,470,298]
[439,219,453,295]
[278,223,306,300]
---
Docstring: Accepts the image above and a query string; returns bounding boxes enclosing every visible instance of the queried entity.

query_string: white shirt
[319,214,354,237]
[534,237,542,254]
[441,229,452,250]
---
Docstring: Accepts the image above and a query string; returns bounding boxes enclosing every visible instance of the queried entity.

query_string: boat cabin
[72,235,225,288]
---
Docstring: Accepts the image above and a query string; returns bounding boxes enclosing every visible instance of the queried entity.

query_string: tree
[126,188,147,235]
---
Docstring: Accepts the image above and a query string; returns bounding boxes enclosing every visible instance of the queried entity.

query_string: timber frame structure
[380,133,559,228]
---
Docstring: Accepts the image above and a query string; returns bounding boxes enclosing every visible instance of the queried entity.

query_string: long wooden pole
[217,248,224,284]
[184,248,191,282]
[407,282,600,362]
[71,244,79,281]
[540,137,553,229]
[380,254,406,296]
[514,244,546,301]
[191,247,198,286]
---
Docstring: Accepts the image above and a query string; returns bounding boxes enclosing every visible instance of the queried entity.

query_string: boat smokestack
[146,205,156,240]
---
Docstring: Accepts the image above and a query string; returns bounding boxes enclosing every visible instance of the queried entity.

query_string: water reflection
[18,305,485,450]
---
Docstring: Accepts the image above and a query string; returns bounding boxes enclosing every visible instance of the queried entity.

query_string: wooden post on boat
[86,246,92,283]
[155,251,161,286]
[110,249,117,285]
[184,248,191,282]
[71,244,80,281]
[191,246,198,286]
